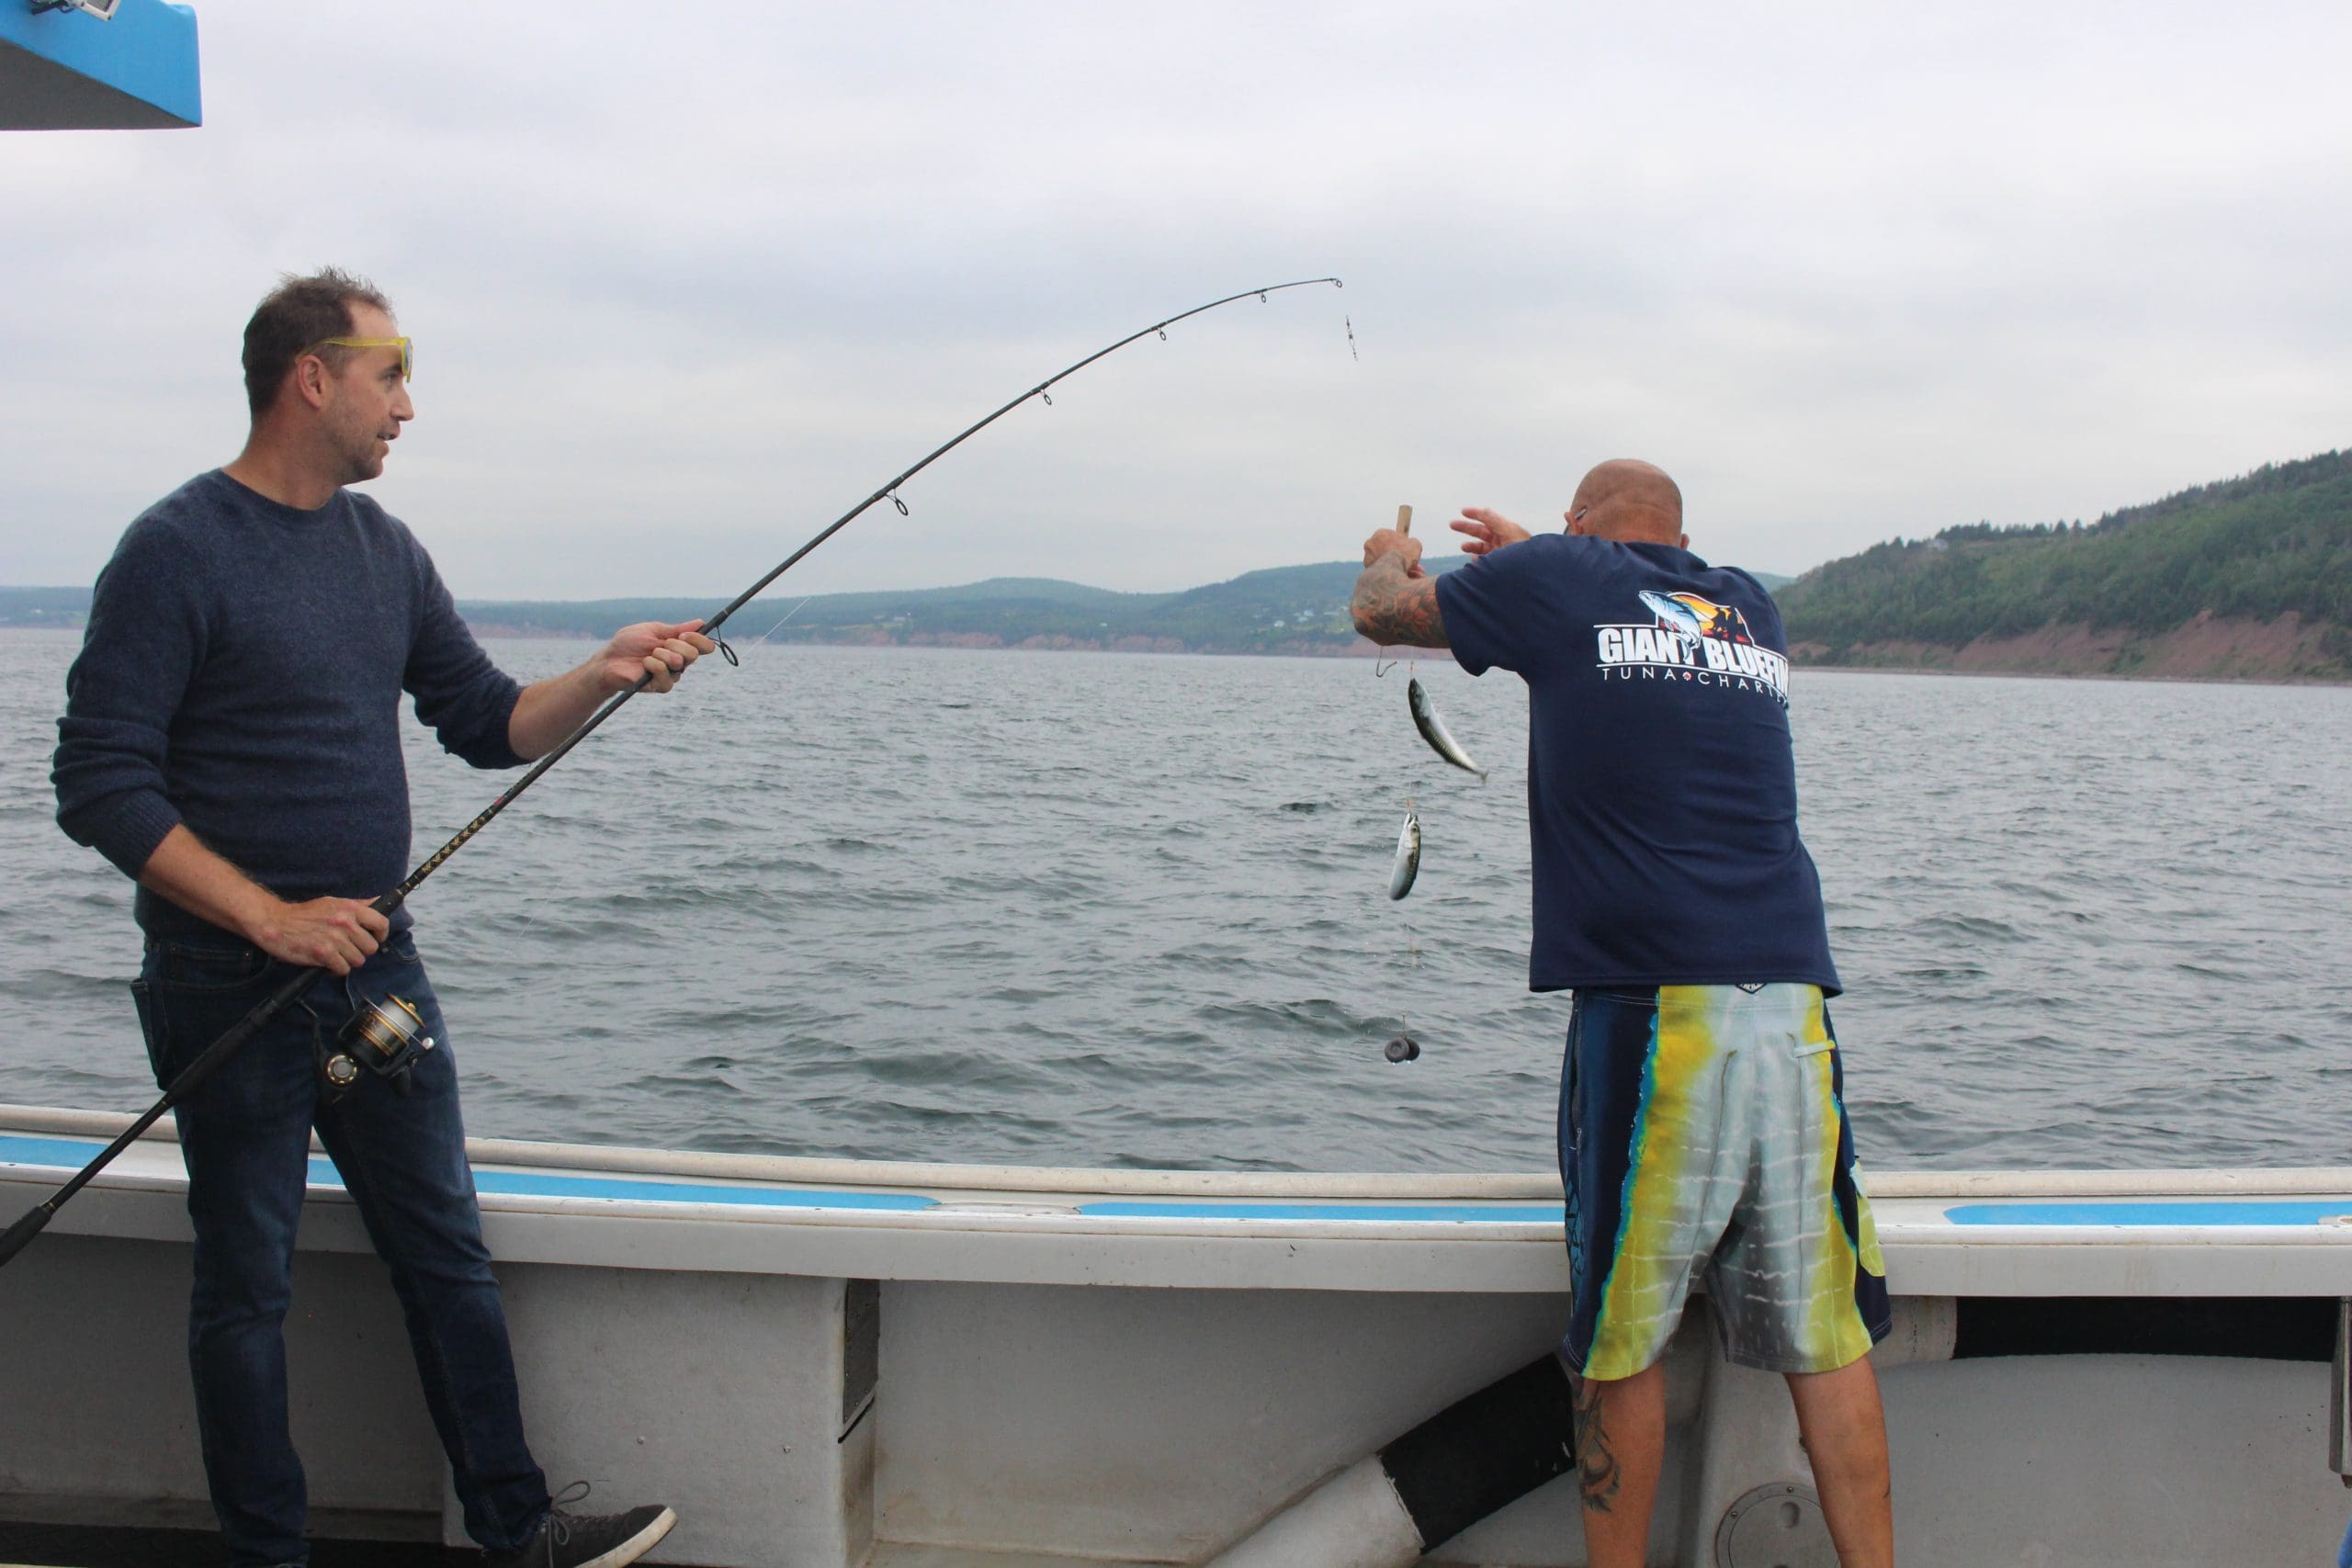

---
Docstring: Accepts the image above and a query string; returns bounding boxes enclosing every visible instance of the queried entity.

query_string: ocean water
[3,629,2346,1174]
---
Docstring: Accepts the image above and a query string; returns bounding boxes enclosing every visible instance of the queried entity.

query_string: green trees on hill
[1777,449,2352,666]
[0,560,1455,649]
[446,559,1466,653]
[14,449,2347,676]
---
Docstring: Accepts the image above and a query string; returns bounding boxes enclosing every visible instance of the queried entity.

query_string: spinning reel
[322,995,436,1098]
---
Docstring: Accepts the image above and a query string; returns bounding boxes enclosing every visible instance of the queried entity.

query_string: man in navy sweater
[52,270,707,1568]
[1351,461,1894,1568]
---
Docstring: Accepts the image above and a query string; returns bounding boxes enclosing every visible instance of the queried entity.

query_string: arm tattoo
[1573,1376,1621,1514]
[1351,556,1449,649]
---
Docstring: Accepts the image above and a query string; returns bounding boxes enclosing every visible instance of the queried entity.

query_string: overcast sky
[5,1,2348,600]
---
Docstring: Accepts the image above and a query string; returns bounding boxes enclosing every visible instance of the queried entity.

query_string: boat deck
[0,1523,1108,1568]
[0,1520,456,1567]
[0,1506,1138,1568]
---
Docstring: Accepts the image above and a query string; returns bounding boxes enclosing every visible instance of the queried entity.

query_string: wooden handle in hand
[1396,504,1412,537]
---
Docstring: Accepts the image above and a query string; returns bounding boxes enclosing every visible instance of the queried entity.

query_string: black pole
[0,278,1344,1269]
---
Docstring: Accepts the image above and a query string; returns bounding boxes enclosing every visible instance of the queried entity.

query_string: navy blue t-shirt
[1433,534,1839,995]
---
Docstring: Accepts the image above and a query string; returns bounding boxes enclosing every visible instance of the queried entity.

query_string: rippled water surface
[3,630,2346,1172]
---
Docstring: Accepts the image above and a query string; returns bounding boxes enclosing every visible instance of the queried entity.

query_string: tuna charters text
[1594,624,1791,705]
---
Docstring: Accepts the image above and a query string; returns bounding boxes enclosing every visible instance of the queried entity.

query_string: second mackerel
[1388,807,1421,900]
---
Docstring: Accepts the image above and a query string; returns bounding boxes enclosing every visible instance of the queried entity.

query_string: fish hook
[1374,647,1398,678]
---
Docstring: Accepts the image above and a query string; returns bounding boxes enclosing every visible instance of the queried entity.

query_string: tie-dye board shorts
[1560,983,1891,1379]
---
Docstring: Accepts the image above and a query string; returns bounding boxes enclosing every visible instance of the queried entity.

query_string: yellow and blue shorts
[1560,984,1890,1379]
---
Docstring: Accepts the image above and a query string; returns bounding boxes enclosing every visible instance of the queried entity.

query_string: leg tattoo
[1573,1376,1621,1514]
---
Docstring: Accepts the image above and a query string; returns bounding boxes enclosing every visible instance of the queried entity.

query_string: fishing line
[1381,503,1423,1066]
[750,596,815,648]
[1369,503,1487,1062]
[1385,915,1422,1064]
[0,276,1349,1269]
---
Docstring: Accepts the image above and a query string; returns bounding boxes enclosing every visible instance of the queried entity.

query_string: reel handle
[1396,503,1412,536]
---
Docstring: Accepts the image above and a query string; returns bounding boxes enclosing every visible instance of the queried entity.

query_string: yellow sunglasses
[313,335,413,381]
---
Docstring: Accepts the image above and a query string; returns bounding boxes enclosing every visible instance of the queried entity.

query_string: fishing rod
[0,276,1347,1269]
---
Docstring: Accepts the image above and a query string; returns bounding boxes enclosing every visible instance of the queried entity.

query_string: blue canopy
[0,1,200,130]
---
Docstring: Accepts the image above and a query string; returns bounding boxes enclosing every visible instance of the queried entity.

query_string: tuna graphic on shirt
[1636,590,1755,646]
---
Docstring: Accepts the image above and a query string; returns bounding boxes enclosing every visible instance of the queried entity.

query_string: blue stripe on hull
[1080,1201,1566,1223]
[13,1136,2346,1227]
[1945,1201,2352,1227]
[0,1134,934,1212]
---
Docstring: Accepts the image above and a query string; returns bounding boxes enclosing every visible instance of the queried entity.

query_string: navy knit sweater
[52,469,525,941]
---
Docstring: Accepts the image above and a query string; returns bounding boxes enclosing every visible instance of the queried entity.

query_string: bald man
[1351,461,1894,1568]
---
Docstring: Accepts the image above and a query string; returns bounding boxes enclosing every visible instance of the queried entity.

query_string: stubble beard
[331,412,389,487]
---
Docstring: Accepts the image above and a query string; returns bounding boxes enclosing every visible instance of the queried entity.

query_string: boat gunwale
[6,1102,2348,1202]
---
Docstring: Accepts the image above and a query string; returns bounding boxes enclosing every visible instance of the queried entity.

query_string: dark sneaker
[484,1492,678,1568]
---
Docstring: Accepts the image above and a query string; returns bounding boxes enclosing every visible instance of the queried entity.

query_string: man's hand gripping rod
[0,276,1344,1269]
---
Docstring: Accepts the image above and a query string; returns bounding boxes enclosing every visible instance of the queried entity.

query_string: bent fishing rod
[0,277,1344,1269]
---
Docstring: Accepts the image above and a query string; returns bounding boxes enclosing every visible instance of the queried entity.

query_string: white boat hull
[2,1103,2346,1566]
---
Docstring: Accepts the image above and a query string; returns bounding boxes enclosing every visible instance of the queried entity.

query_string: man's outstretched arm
[1351,527,1449,649]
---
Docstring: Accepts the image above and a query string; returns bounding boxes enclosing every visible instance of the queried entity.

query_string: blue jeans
[134,931,549,1566]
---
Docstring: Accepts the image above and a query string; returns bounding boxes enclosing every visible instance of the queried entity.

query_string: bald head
[1566,459,1687,548]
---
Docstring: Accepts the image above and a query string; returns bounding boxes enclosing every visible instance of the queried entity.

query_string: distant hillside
[514,558,1474,657]
[1776,449,2352,682]
[1,559,1466,656]
[457,577,1145,642]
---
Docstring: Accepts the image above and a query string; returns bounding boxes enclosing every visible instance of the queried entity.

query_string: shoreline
[1792,660,2352,689]
[6,623,2344,686]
